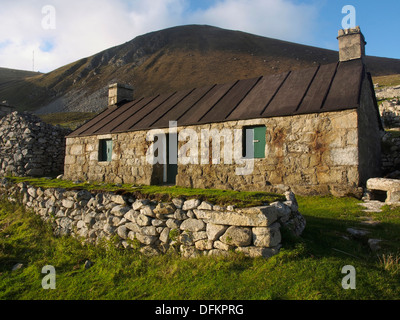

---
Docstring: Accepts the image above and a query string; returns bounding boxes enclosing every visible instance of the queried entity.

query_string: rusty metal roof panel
[226,72,289,121]
[112,92,176,133]
[199,76,261,124]
[133,88,195,131]
[82,99,143,136]
[262,66,319,117]
[68,60,365,138]
[294,62,338,115]
[178,82,235,126]
[322,59,364,112]
[67,105,119,137]
[88,95,158,135]
[150,85,215,129]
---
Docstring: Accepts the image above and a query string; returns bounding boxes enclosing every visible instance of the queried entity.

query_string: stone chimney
[337,26,366,63]
[108,83,133,106]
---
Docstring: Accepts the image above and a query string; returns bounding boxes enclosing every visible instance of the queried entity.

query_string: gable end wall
[357,73,383,185]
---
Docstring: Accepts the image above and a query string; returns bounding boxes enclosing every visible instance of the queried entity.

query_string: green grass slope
[0,189,399,300]
[0,67,41,84]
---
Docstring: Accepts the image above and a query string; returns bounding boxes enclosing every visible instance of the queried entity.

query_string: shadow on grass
[284,213,400,263]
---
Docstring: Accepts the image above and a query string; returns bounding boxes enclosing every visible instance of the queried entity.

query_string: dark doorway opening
[369,189,387,202]
[165,133,178,185]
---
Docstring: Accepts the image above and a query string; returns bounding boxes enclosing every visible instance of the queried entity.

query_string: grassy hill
[1,25,400,115]
[0,67,41,83]
[373,74,400,88]
[38,112,98,130]
[0,67,44,109]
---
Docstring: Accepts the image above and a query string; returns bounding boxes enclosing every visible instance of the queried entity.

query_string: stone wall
[64,109,364,196]
[64,132,155,185]
[0,111,71,177]
[176,111,362,197]
[379,98,400,128]
[375,85,400,100]
[381,131,400,178]
[0,178,306,258]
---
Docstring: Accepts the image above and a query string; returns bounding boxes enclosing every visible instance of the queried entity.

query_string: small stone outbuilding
[64,27,383,196]
[0,111,71,177]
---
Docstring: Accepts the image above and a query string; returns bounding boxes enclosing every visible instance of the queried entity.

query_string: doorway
[164,133,178,185]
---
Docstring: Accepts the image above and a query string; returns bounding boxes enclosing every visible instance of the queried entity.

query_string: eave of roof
[68,59,364,138]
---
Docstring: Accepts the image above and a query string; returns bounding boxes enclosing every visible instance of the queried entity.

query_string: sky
[0,0,399,73]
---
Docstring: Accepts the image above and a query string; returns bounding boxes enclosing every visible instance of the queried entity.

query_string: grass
[5,176,285,208]
[0,191,400,300]
[135,185,285,207]
[0,67,41,83]
[38,112,98,130]
[373,74,400,88]
[377,97,400,106]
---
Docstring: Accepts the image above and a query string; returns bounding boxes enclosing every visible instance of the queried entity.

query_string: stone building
[0,111,71,177]
[64,27,383,196]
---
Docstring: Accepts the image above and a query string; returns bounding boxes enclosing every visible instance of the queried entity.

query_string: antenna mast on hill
[32,50,35,71]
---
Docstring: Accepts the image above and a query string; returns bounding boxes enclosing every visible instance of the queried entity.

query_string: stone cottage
[64,27,383,196]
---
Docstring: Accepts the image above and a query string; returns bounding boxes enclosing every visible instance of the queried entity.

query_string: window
[99,139,113,162]
[243,126,266,159]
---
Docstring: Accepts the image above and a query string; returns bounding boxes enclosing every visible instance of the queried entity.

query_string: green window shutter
[253,126,266,158]
[99,139,112,162]
[243,126,266,159]
[106,140,113,162]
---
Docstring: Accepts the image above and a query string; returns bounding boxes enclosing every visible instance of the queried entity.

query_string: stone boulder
[180,218,205,232]
[220,226,252,247]
[252,223,281,247]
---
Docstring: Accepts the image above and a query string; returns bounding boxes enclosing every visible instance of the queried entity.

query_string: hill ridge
[1,24,400,114]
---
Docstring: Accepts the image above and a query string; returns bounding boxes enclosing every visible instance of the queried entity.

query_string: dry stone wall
[379,98,400,128]
[0,178,306,258]
[0,111,71,177]
[381,131,400,178]
[375,85,400,100]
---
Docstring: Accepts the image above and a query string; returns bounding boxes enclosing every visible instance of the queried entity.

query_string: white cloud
[127,0,187,34]
[0,0,318,73]
[189,0,318,42]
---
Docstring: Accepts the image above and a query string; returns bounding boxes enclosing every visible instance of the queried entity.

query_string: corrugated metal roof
[68,59,365,138]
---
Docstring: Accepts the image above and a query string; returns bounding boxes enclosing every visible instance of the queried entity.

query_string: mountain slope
[0,67,42,105]
[1,25,400,114]
[0,67,41,83]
